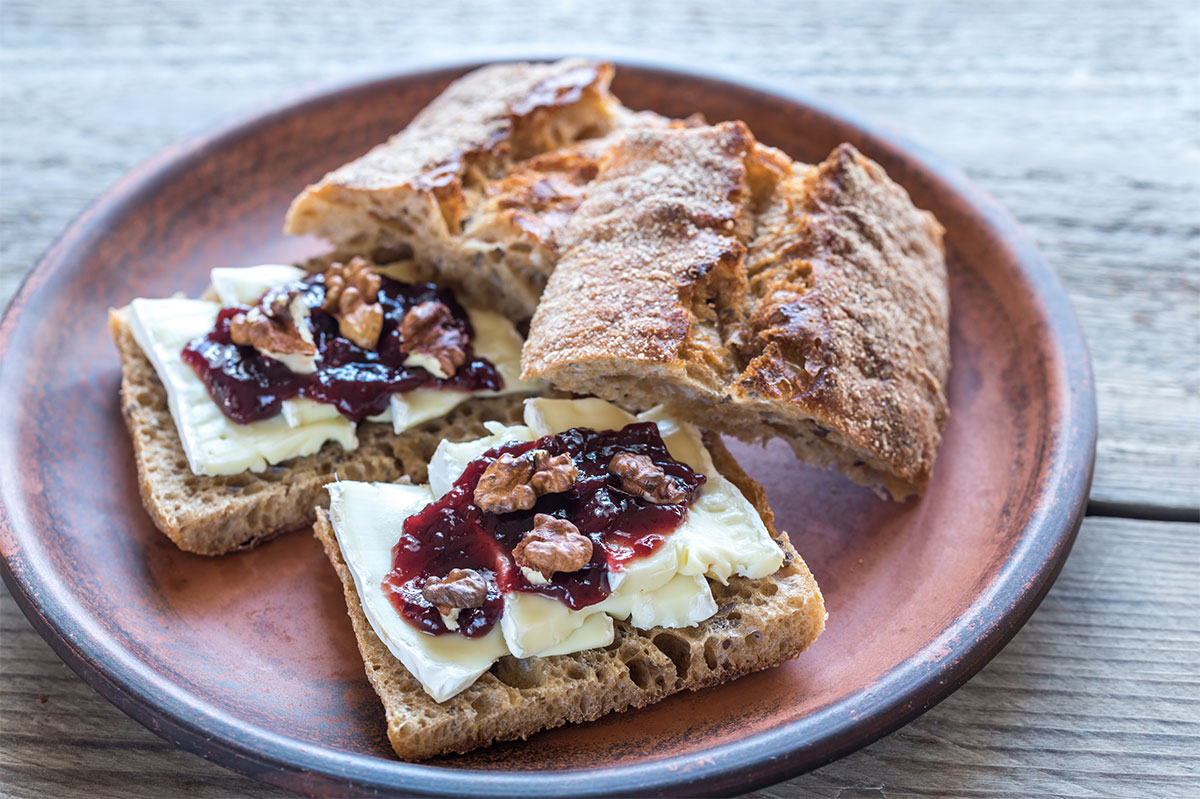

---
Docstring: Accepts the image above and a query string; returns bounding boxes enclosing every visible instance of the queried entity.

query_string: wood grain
[1,0,1197,797]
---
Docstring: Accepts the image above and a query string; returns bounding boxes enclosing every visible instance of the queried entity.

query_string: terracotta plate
[0,57,1096,797]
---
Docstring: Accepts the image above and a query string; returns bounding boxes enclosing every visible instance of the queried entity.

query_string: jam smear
[384,422,707,638]
[180,272,504,424]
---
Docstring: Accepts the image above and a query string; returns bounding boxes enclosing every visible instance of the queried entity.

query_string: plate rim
[0,51,1097,798]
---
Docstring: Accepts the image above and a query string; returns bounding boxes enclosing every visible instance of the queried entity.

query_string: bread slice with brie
[314,397,825,760]
[110,252,540,555]
[521,122,950,499]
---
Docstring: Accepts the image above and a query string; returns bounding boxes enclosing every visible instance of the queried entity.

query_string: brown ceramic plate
[0,56,1095,797]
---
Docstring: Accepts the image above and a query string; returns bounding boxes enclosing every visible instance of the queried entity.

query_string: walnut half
[229,304,316,356]
[421,568,488,616]
[323,257,383,350]
[513,514,593,579]
[400,301,467,379]
[609,452,688,504]
[473,449,578,514]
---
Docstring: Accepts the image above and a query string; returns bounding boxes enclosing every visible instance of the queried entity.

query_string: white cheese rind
[127,297,358,476]
[427,424,536,498]
[210,264,307,306]
[327,482,507,702]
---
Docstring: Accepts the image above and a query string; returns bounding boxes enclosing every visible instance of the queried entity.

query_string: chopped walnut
[323,256,380,306]
[421,568,487,616]
[322,257,383,350]
[473,449,578,514]
[609,452,688,504]
[229,304,316,356]
[513,514,593,579]
[529,451,578,495]
[399,301,467,379]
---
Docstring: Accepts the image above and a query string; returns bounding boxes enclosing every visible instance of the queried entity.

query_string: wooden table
[2,2,1197,796]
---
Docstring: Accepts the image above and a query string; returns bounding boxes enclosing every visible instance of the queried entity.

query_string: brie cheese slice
[127,297,358,477]
[129,264,542,476]
[210,264,307,307]
[327,481,507,702]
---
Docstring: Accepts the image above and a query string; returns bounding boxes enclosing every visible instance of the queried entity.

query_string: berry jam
[180,273,504,424]
[384,422,707,637]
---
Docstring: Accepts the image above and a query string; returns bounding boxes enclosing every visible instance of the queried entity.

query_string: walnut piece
[609,452,688,504]
[399,301,467,379]
[421,568,488,616]
[513,514,593,579]
[322,256,383,350]
[473,449,578,514]
[229,303,316,356]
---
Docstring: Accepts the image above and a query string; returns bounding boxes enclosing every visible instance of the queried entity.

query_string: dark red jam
[180,273,504,424]
[384,422,707,637]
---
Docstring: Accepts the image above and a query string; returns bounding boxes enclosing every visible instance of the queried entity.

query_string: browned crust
[109,307,527,556]
[281,62,719,323]
[283,60,620,323]
[521,124,949,498]
[286,59,615,238]
[521,121,755,385]
[313,435,824,761]
[735,144,950,492]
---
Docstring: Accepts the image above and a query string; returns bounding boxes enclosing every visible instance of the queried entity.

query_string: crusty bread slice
[285,59,622,321]
[110,307,527,555]
[521,122,950,500]
[313,433,825,760]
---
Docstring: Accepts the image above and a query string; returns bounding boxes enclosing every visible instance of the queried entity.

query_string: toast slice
[284,59,623,321]
[521,123,950,499]
[110,307,527,556]
[313,433,825,760]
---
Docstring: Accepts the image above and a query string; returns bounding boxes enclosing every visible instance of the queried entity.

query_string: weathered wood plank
[3,517,1197,798]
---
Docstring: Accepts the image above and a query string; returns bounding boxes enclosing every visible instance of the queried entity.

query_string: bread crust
[521,124,949,499]
[284,59,620,320]
[736,144,950,493]
[286,59,615,236]
[313,433,824,760]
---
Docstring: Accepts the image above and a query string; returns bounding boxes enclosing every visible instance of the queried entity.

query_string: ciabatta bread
[521,122,950,499]
[312,433,825,760]
[285,59,622,321]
